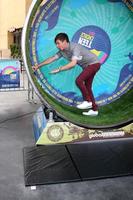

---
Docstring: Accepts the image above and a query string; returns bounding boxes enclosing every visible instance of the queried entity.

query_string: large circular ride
[22,0,133,128]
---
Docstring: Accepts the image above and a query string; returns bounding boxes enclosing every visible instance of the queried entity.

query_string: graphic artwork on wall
[22,0,133,128]
[29,0,133,106]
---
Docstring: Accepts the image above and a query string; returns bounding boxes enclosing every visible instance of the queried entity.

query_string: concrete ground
[0,90,133,200]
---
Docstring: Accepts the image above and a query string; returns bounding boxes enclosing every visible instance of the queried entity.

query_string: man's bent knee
[76,77,82,86]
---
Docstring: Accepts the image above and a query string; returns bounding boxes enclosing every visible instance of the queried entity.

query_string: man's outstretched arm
[32,55,58,71]
[50,59,77,74]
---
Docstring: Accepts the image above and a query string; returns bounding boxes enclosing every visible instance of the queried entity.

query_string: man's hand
[32,65,39,71]
[50,68,60,74]
[51,60,77,73]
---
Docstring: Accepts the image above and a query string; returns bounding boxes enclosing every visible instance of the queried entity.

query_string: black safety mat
[67,139,133,180]
[23,145,80,186]
[23,139,133,186]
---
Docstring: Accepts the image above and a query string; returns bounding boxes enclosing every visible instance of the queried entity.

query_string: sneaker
[82,109,98,116]
[77,101,92,109]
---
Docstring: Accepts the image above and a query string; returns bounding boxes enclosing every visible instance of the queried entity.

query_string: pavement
[0,90,133,200]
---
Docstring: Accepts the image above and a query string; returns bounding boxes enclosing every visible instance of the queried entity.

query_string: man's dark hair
[54,33,69,43]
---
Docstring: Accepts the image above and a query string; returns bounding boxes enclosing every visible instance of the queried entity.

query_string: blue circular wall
[22,0,133,128]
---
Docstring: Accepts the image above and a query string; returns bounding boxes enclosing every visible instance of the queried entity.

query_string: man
[33,33,101,116]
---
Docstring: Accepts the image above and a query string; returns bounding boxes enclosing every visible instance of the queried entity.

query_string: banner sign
[32,107,133,145]
[36,122,133,145]
[0,59,20,89]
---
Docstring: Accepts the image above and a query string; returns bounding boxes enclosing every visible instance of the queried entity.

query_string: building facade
[0,0,32,58]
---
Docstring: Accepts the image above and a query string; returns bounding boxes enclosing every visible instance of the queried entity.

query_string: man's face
[55,39,68,50]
